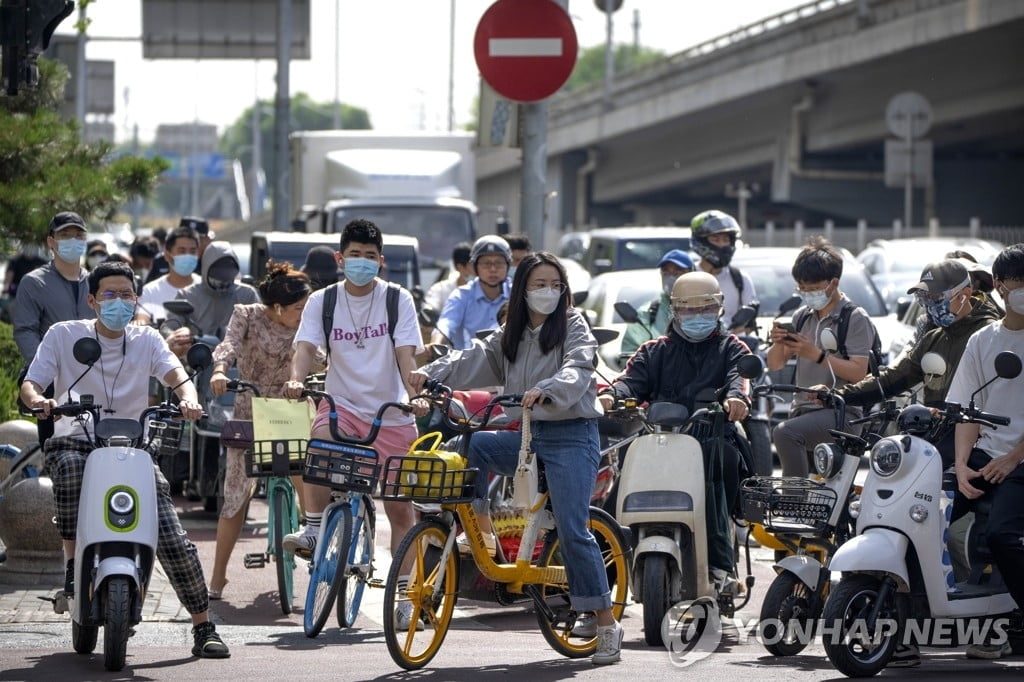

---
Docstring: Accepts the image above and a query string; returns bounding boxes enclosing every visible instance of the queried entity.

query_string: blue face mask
[98,298,135,331]
[56,237,87,264]
[170,253,198,277]
[343,257,379,286]
[676,313,720,341]
[923,292,966,328]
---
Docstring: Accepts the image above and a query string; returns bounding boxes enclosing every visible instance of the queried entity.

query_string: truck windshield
[332,206,474,267]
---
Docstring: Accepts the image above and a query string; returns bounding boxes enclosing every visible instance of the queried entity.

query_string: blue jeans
[467,418,611,612]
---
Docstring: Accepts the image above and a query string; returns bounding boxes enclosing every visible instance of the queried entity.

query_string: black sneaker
[64,558,74,596]
[192,621,230,659]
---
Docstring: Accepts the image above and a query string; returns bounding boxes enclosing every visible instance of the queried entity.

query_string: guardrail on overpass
[747,220,1024,252]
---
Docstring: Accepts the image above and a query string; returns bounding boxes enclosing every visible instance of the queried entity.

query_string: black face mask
[207,274,236,291]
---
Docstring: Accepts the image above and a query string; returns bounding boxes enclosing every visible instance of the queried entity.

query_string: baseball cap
[49,211,87,236]
[658,249,695,271]
[906,259,972,297]
[180,216,214,239]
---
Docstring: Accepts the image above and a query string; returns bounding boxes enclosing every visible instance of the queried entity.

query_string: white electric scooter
[822,349,1023,677]
[613,354,764,646]
[42,338,211,672]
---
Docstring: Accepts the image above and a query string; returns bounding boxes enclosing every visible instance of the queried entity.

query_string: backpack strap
[792,307,811,336]
[835,302,855,360]
[385,281,400,343]
[322,283,338,358]
[728,266,744,298]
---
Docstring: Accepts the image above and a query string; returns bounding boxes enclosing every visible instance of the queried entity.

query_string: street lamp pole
[272,0,292,230]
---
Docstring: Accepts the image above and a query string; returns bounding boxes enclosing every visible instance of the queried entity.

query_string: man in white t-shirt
[135,225,201,328]
[19,260,229,659]
[691,210,757,330]
[282,220,428,580]
[945,243,1024,660]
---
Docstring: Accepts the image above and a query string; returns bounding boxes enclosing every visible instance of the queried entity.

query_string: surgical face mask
[525,287,561,316]
[86,253,106,270]
[662,275,677,297]
[56,237,87,264]
[343,257,379,286]
[1002,286,1024,315]
[170,253,198,277]
[797,283,833,311]
[98,298,135,331]
[675,312,719,341]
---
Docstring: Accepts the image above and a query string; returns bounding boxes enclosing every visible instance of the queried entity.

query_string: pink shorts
[311,400,418,478]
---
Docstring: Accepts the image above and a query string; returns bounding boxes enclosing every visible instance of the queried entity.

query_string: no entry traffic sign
[474,0,578,103]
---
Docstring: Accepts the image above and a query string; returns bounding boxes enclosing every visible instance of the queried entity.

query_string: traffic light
[1,0,74,96]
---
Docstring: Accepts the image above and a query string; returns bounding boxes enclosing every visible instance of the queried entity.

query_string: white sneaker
[394,601,425,631]
[592,622,623,665]
[283,528,317,556]
[966,640,1011,659]
[572,613,597,638]
[711,568,744,596]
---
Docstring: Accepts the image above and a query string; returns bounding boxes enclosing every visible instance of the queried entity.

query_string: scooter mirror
[572,290,588,307]
[72,337,102,366]
[778,294,801,317]
[820,328,839,353]
[994,351,1022,379]
[163,300,195,316]
[185,343,214,372]
[613,301,640,324]
[475,329,494,341]
[732,306,757,330]
[736,354,764,380]
[592,327,620,346]
[921,352,947,379]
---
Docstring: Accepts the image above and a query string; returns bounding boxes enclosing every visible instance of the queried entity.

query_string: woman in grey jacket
[409,251,623,665]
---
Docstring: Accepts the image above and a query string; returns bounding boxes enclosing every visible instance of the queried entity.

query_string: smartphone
[776,321,797,334]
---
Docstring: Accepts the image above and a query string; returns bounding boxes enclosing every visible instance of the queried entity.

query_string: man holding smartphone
[766,237,872,477]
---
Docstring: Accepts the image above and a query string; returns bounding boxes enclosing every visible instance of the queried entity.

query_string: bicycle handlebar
[225,379,260,397]
[417,379,524,433]
[301,388,414,446]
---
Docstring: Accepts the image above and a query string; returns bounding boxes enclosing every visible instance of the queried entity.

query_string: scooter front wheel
[822,574,900,677]
[642,554,672,646]
[758,572,822,656]
[103,576,132,671]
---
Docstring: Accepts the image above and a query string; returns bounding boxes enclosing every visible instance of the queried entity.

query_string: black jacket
[607,325,751,412]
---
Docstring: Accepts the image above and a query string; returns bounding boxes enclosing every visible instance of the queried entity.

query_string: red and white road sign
[473,0,578,103]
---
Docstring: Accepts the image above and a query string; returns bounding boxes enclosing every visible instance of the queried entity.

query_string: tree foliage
[564,43,665,93]
[219,93,371,173]
[0,59,169,250]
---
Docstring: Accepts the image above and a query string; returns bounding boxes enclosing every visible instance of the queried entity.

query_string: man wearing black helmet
[432,235,512,349]
[691,210,758,331]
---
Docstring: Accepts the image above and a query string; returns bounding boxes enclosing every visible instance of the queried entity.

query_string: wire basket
[244,439,309,478]
[146,417,186,459]
[740,476,838,534]
[379,455,478,503]
[302,438,380,494]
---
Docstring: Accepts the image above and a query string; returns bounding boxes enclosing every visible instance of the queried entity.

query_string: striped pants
[44,437,209,615]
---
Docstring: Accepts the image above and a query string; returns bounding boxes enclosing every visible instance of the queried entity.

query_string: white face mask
[525,288,561,316]
[1003,286,1024,315]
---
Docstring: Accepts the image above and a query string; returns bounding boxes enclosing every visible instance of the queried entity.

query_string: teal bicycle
[225,380,304,615]
[299,389,413,637]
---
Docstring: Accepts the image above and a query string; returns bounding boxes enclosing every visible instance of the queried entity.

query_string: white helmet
[671,271,724,310]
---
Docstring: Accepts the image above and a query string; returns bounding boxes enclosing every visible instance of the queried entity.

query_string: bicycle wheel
[383,519,458,670]
[271,484,296,615]
[534,507,630,658]
[337,496,375,628]
[303,504,351,637]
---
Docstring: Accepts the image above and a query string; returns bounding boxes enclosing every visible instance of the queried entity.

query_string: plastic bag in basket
[397,432,468,498]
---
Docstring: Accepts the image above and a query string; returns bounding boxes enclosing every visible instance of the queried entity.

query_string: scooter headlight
[110,490,134,515]
[813,443,843,479]
[870,439,902,477]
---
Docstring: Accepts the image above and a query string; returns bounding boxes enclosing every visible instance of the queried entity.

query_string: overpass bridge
[475,0,1024,248]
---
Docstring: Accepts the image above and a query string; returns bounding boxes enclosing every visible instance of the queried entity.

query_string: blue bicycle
[299,389,413,637]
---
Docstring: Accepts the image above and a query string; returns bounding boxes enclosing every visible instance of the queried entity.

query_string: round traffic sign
[474,0,578,103]
[885,91,933,139]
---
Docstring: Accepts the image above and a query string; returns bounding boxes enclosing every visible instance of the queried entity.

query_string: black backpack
[322,282,401,357]
[793,300,885,368]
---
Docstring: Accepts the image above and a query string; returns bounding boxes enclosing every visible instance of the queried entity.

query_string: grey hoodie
[13,262,94,362]
[421,308,602,421]
[169,241,259,339]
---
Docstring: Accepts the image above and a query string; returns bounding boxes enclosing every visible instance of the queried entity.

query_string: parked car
[578,268,661,371]
[580,226,692,277]
[855,237,1002,309]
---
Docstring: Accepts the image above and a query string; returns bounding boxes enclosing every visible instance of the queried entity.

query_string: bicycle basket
[244,439,308,478]
[302,438,380,494]
[146,417,186,459]
[380,454,477,503]
[740,476,837,534]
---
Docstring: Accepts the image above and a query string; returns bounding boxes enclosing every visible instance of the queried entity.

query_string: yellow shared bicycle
[379,381,631,670]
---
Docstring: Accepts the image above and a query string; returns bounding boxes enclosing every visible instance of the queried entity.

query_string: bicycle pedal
[367,578,385,589]
[243,553,266,568]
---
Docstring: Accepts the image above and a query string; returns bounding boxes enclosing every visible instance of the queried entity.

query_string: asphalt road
[2,495,1024,681]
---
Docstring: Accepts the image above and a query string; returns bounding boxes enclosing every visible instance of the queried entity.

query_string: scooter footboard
[828,529,910,589]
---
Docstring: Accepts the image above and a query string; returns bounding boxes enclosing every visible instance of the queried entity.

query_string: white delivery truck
[290,131,478,285]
